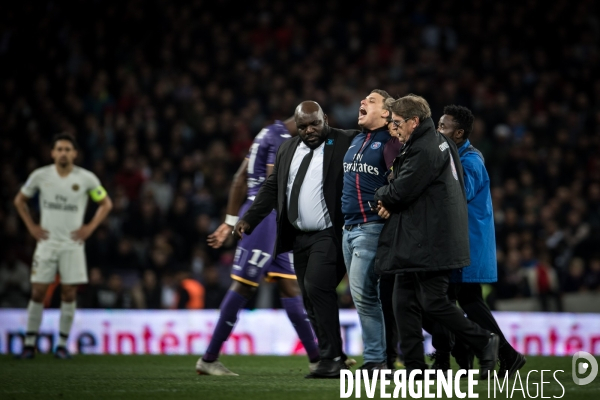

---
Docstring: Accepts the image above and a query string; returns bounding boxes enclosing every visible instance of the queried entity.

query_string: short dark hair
[385,93,431,121]
[371,89,392,103]
[442,105,474,139]
[52,133,78,149]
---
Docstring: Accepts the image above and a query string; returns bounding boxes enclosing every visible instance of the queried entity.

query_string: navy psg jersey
[342,127,401,225]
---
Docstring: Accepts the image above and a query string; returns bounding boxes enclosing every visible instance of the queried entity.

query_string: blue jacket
[451,140,497,283]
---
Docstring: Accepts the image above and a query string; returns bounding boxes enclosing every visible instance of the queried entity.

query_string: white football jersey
[21,165,103,247]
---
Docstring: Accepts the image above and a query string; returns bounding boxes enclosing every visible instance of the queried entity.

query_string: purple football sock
[203,290,248,362]
[281,295,320,363]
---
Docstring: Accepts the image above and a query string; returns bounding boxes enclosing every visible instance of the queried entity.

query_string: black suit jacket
[374,117,470,273]
[242,126,358,255]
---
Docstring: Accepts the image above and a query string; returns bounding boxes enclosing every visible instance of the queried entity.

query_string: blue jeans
[342,222,386,363]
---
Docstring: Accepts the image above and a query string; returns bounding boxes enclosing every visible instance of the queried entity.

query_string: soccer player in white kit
[13,134,113,359]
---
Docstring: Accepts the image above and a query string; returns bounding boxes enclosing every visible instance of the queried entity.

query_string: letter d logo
[572,351,598,385]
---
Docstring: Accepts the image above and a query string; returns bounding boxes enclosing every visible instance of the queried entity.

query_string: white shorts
[31,242,88,285]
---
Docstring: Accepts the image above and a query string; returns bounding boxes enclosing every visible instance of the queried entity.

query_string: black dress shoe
[477,333,500,380]
[454,349,475,371]
[304,358,346,379]
[304,372,340,379]
[357,361,388,378]
[498,350,526,379]
[429,351,451,372]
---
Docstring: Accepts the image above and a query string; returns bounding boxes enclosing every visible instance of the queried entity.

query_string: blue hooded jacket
[451,139,498,283]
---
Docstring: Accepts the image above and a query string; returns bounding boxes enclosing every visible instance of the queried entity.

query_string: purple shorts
[231,199,295,286]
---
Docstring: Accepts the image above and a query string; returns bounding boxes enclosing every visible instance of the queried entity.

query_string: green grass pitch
[1,355,599,399]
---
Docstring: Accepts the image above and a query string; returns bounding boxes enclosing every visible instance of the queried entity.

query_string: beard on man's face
[301,131,326,149]
[57,156,70,166]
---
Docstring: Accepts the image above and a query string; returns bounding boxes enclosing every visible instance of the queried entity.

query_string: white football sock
[25,300,44,347]
[58,301,76,347]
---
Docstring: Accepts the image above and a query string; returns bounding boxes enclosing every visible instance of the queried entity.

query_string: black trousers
[428,283,515,359]
[379,273,398,366]
[394,271,491,371]
[293,227,345,360]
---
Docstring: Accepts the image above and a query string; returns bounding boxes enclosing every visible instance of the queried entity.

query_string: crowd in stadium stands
[1,0,599,311]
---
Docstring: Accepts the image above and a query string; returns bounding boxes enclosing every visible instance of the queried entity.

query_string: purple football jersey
[231,121,295,286]
[246,121,291,198]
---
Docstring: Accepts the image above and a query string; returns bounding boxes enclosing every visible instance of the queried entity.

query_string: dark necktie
[288,149,314,225]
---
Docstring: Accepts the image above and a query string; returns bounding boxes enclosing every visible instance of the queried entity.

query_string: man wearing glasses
[374,94,499,380]
[341,89,401,374]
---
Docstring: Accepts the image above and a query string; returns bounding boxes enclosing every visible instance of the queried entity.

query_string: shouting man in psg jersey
[341,89,402,374]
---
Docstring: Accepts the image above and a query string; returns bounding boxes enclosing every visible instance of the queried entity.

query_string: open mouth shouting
[358,106,367,122]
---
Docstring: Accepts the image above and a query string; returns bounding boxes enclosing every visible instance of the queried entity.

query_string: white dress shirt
[286,141,332,231]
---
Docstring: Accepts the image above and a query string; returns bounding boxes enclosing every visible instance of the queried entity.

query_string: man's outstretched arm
[207,159,249,248]
[234,154,280,239]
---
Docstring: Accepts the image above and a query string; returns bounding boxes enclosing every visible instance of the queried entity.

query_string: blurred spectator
[584,257,600,291]
[123,198,163,241]
[115,157,146,202]
[202,266,227,309]
[131,269,163,309]
[80,267,105,308]
[191,246,209,279]
[86,225,116,270]
[524,252,563,312]
[497,250,529,299]
[0,250,30,308]
[167,195,195,243]
[563,258,587,293]
[174,270,205,309]
[113,237,143,272]
[82,268,133,309]
[160,273,177,309]
[146,234,176,278]
[141,167,174,214]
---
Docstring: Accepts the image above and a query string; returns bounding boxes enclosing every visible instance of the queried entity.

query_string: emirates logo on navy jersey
[343,154,380,175]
